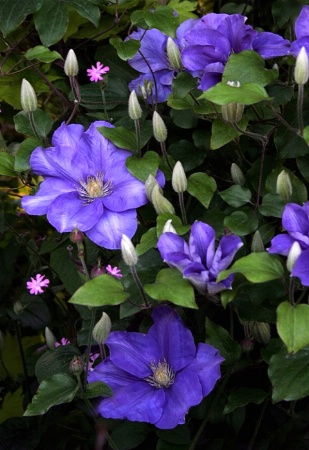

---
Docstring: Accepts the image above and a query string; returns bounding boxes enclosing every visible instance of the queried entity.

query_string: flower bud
[240,338,254,353]
[287,241,302,272]
[248,321,271,344]
[294,46,309,85]
[92,312,112,344]
[166,37,182,70]
[69,355,84,376]
[251,230,264,253]
[276,170,292,201]
[128,90,142,120]
[13,301,24,315]
[70,228,84,244]
[153,111,167,143]
[91,265,106,278]
[21,79,37,113]
[221,102,244,123]
[145,174,161,201]
[139,85,148,100]
[64,49,79,77]
[45,327,57,350]
[144,80,153,96]
[151,184,175,215]
[172,161,187,193]
[162,219,177,234]
[231,163,245,186]
[121,234,138,266]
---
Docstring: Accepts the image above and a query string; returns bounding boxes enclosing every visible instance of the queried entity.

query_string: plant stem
[178,192,187,225]
[247,396,269,450]
[134,119,141,156]
[28,112,40,140]
[130,265,150,308]
[83,307,96,391]
[160,141,173,172]
[297,83,304,136]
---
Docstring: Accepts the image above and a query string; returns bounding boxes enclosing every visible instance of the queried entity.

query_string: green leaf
[14,137,42,172]
[24,373,78,416]
[110,37,140,61]
[67,0,100,27]
[277,302,309,354]
[0,152,15,176]
[35,345,80,383]
[268,346,309,402]
[144,268,197,309]
[98,126,136,152]
[14,110,53,138]
[136,228,157,256]
[224,388,267,414]
[50,246,82,295]
[222,51,278,86]
[34,0,69,47]
[156,213,190,236]
[0,0,42,36]
[217,252,284,283]
[220,185,252,207]
[210,116,249,150]
[143,6,180,37]
[168,0,198,21]
[69,275,129,307]
[224,210,258,235]
[126,151,160,182]
[25,46,62,63]
[205,318,241,366]
[258,193,285,218]
[172,72,198,99]
[187,172,217,208]
[200,82,269,105]
[85,381,113,399]
[304,125,309,146]
[111,422,150,450]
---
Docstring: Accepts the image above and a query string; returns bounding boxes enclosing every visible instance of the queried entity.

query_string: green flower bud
[45,327,57,350]
[151,184,175,215]
[69,355,84,376]
[294,46,309,85]
[13,301,24,315]
[121,234,138,266]
[276,170,292,201]
[286,241,301,272]
[153,111,167,143]
[162,219,177,234]
[231,163,245,186]
[128,90,142,120]
[221,102,244,123]
[145,174,161,201]
[21,79,37,113]
[172,161,187,193]
[166,37,182,70]
[92,312,112,344]
[70,228,84,244]
[248,321,271,344]
[64,49,79,77]
[251,230,264,253]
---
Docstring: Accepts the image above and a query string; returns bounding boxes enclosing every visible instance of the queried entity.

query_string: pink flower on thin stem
[55,338,71,347]
[106,265,122,278]
[26,274,50,295]
[87,62,110,82]
[88,352,100,372]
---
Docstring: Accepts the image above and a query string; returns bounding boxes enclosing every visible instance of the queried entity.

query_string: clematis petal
[86,208,138,249]
[149,306,196,372]
[291,37,309,57]
[155,370,203,429]
[252,32,290,58]
[292,249,309,286]
[268,233,296,256]
[129,71,174,103]
[295,5,309,41]
[183,262,209,293]
[47,192,102,232]
[210,235,243,276]
[52,122,84,148]
[157,232,191,272]
[189,221,216,269]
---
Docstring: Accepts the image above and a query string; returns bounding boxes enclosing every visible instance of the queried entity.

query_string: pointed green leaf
[98,126,136,152]
[210,116,249,150]
[25,46,62,63]
[200,82,269,105]
[136,228,158,256]
[0,0,42,36]
[220,185,252,207]
[0,152,15,176]
[205,318,241,366]
[224,388,267,414]
[14,137,42,172]
[67,0,100,27]
[126,151,160,182]
[277,302,309,354]
[34,0,69,47]
[156,213,190,236]
[187,172,217,208]
[143,6,180,37]
[85,381,113,399]
[69,275,129,307]
[224,211,258,235]
[110,37,140,61]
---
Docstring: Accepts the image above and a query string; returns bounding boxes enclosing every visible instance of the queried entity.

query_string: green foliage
[276,302,309,354]
[69,275,129,306]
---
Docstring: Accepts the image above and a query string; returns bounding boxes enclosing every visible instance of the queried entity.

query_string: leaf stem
[130,265,150,308]
[178,192,187,225]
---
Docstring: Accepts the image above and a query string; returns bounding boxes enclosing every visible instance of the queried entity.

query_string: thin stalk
[100,86,109,121]
[289,277,296,306]
[134,119,141,156]
[297,84,304,136]
[99,343,107,361]
[232,122,267,145]
[255,136,268,210]
[247,396,269,450]
[15,321,32,401]
[178,192,187,225]
[28,112,40,140]
[160,141,173,172]
[130,265,150,308]
[83,307,96,391]
[77,242,90,280]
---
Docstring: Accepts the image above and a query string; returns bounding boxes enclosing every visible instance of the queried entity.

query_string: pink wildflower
[55,338,71,347]
[106,265,122,278]
[26,274,50,295]
[88,352,100,372]
[87,62,110,82]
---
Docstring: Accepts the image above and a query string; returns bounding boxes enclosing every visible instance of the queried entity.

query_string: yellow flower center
[145,359,175,389]
[77,172,112,204]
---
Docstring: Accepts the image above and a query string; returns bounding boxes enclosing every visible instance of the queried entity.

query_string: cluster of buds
[145,174,175,215]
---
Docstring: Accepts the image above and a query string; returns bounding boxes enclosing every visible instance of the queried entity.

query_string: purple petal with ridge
[268,233,295,256]
[252,32,290,58]
[295,6,309,40]
[292,249,309,286]
[52,122,84,148]
[282,203,309,235]
[189,221,215,269]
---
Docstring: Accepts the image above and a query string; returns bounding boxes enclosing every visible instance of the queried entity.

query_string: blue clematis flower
[291,5,309,56]
[88,305,224,429]
[22,121,164,249]
[268,202,309,286]
[157,221,243,294]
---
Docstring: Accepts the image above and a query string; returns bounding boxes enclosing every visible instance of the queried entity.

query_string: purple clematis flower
[88,305,224,429]
[180,13,290,91]
[157,221,243,294]
[291,5,309,56]
[268,202,309,286]
[22,121,164,249]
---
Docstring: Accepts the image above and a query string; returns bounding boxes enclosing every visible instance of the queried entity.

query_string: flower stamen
[145,359,175,389]
[77,172,113,204]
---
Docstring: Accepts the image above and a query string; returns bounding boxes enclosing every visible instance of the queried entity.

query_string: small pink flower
[88,352,100,372]
[55,338,71,347]
[26,274,50,295]
[87,62,110,82]
[106,265,122,278]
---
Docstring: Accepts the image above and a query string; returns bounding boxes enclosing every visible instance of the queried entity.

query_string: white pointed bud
[231,163,245,186]
[221,102,244,123]
[145,174,161,201]
[92,312,112,345]
[151,184,175,215]
[251,230,264,253]
[45,327,57,350]
[21,79,37,112]
[276,170,292,201]
[153,111,167,143]
[64,49,79,77]
[248,321,271,344]
[166,37,182,70]
[287,241,302,272]
[172,161,187,193]
[139,85,148,100]
[121,234,138,266]
[272,63,279,71]
[294,46,309,85]
[145,80,153,95]
[162,219,177,234]
[128,90,142,120]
